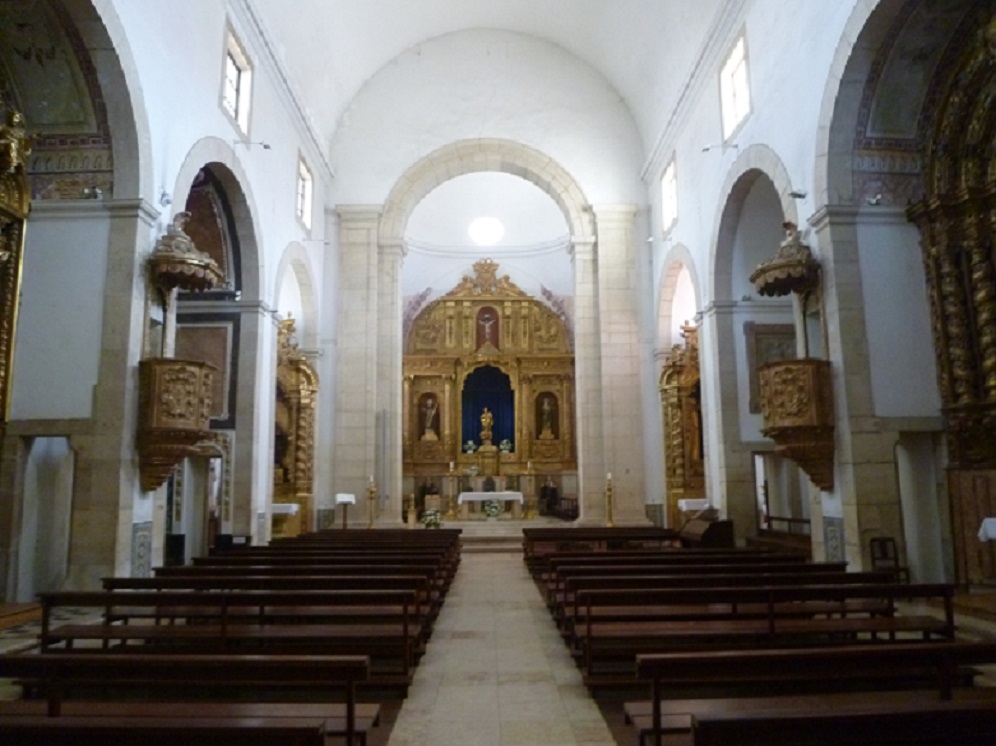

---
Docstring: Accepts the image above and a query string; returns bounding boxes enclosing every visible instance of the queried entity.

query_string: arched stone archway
[702,150,796,544]
[334,137,647,527]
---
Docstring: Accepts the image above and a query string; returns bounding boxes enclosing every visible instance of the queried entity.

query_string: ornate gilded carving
[749,222,821,297]
[0,108,31,442]
[137,358,216,491]
[906,5,996,584]
[660,326,705,527]
[149,212,225,292]
[444,258,529,298]
[404,259,576,475]
[758,359,834,491]
[273,318,319,535]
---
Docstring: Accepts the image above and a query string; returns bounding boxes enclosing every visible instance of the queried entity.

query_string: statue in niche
[420,394,439,442]
[537,394,558,440]
[476,306,500,351]
[480,407,493,445]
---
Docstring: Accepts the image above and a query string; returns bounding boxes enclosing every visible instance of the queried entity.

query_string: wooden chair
[870,536,910,583]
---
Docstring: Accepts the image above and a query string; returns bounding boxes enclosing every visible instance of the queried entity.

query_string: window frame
[660,157,678,235]
[720,34,751,141]
[221,25,253,136]
[296,155,314,231]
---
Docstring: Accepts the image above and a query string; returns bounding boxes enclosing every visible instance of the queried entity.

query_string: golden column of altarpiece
[403,259,576,483]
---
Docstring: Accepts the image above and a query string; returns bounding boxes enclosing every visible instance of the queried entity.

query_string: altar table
[457,491,524,519]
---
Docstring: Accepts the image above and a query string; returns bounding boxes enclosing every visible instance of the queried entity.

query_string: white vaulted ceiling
[249,0,723,153]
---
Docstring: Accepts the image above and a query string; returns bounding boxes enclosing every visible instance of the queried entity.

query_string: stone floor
[385,550,618,746]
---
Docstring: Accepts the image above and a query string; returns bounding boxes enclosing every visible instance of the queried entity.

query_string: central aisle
[386,552,617,746]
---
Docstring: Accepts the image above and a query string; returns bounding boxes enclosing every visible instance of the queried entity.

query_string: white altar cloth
[678,498,710,512]
[978,518,996,541]
[458,491,524,505]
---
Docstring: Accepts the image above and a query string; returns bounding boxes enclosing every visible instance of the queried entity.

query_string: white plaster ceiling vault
[250,0,724,300]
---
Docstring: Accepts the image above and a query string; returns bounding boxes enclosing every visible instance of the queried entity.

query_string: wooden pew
[521,527,681,571]
[632,642,996,746]
[0,652,370,746]
[556,571,893,633]
[543,560,849,609]
[534,551,821,586]
[37,589,422,690]
[103,574,442,625]
[574,583,956,687]
[155,562,453,598]
[0,716,330,746]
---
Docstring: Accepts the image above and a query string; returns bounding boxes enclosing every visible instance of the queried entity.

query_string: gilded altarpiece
[659,326,705,528]
[0,110,30,443]
[908,11,996,584]
[273,319,318,536]
[403,259,576,479]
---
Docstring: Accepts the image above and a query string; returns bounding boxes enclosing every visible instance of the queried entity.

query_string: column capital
[335,204,383,225]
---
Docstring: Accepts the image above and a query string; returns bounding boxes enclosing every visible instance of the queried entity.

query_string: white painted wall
[11,207,109,419]
[857,214,940,418]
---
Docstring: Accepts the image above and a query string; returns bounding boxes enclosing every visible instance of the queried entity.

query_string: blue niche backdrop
[462,365,514,449]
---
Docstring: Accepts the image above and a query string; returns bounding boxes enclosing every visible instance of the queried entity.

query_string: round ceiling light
[468,216,505,246]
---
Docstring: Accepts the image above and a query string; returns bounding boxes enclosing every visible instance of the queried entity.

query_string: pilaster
[810,205,904,570]
[590,204,649,525]
[334,206,383,526]
[571,236,605,522]
[377,238,405,525]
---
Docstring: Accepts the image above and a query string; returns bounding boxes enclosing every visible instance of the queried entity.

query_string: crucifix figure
[479,311,495,342]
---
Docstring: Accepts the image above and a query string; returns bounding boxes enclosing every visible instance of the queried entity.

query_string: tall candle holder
[605,473,614,528]
[444,462,457,520]
[366,478,378,529]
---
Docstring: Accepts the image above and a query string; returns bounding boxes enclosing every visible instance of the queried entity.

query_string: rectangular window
[221,28,253,134]
[720,36,751,139]
[296,157,313,230]
[661,158,678,233]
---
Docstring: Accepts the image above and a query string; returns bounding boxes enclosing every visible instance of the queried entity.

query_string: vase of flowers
[483,499,501,520]
[499,438,512,453]
[421,508,441,528]
[464,440,477,453]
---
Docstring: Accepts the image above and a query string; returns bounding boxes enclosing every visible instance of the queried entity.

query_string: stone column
[571,236,606,522]
[698,301,756,542]
[591,204,648,525]
[69,199,158,587]
[334,206,382,526]
[810,206,904,570]
[377,238,405,525]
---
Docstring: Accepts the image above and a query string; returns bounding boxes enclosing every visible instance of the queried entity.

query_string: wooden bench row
[575,582,955,686]
[631,642,996,746]
[0,653,370,745]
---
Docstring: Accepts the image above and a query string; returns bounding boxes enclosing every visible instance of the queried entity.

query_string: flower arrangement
[498,438,512,453]
[422,509,441,528]
[464,440,477,453]
[483,499,501,519]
